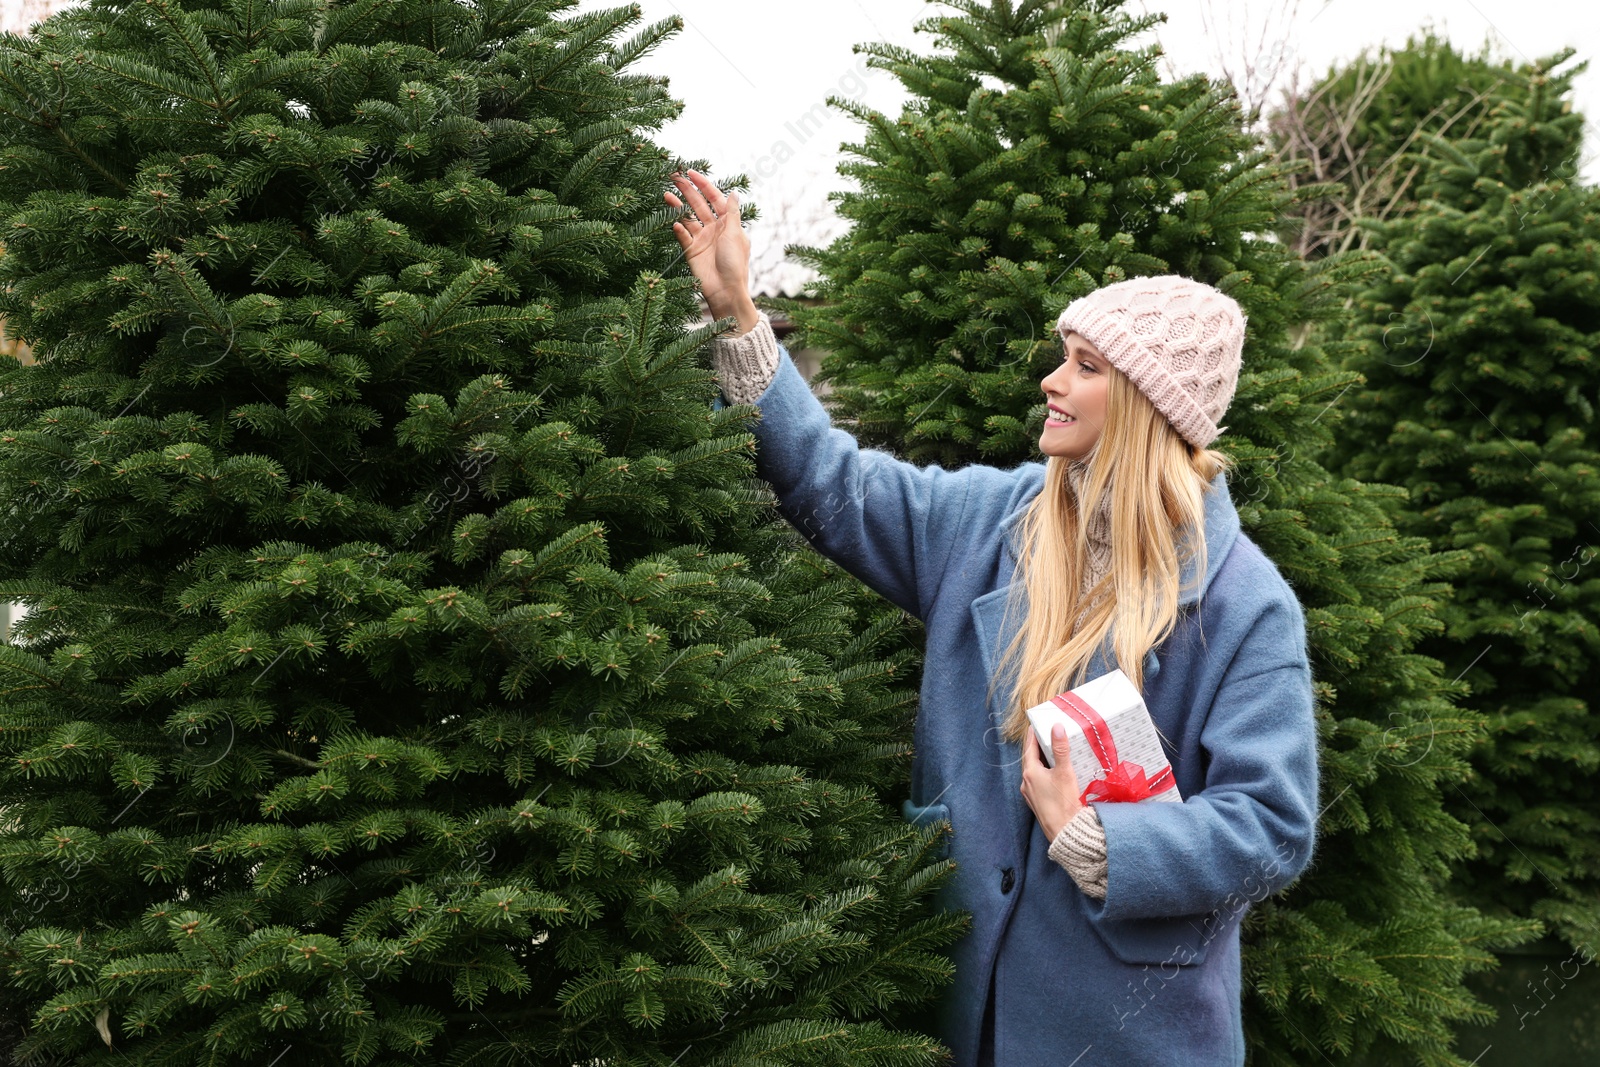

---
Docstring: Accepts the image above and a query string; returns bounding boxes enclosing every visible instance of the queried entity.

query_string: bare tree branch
[1197,0,1312,129]
[1268,44,1520,259]
[745,173,847,299]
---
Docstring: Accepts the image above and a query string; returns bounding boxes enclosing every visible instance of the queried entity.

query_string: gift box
[1025,668,1182,804]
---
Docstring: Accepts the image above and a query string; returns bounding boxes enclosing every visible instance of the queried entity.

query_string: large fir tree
[769,1,1542,1063]
[0,2,963,1064]
[1317,51,1600,961]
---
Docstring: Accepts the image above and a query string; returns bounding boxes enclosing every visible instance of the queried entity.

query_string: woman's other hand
[665,169,760,334]
[1021,722,1085,840]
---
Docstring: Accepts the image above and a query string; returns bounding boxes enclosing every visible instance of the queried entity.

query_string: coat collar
[996,466,1240,611]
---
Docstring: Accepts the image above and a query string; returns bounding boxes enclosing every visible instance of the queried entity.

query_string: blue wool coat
[716,346,1320,1066]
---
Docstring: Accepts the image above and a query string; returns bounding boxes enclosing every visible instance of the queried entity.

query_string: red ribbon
[1049,691,1175,804]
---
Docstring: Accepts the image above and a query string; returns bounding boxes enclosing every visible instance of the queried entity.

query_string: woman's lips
[1046,403,1077,428]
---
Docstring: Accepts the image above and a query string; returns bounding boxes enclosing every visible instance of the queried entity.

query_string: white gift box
[1025,668,1182,804]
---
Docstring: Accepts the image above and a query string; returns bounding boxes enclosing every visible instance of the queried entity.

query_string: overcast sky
[586,0,1600,295]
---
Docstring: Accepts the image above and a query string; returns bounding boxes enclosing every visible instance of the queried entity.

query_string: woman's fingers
[664,187,697,225]
[666,178,715,234]
[672,170,718,226]
[666,170,741,231]
[688,168,731,216]
[670,206,702,235]
[664,186,711,255]
[1020,738,1042,811]
[674,170,740,227]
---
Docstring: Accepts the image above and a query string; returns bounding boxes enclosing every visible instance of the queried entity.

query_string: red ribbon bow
[1049,691,1174,804]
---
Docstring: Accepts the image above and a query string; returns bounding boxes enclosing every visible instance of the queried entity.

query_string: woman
[665,170,1319,1067]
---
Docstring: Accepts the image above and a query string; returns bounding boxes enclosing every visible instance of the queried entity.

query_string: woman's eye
[1079,360,1096,373]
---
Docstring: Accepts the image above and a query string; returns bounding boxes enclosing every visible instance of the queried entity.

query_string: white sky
[591,0,1600,294]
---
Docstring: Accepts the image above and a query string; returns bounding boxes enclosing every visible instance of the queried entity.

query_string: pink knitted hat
[1054,275,1246,449]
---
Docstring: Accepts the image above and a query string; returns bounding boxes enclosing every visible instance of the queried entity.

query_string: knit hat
[1054,275,1245,449]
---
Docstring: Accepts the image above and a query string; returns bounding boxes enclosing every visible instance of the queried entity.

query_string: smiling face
[1039,330,1110,460]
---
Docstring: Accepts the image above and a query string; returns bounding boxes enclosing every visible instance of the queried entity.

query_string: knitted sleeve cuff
[708,308,780,406]
[1048,806,1108,900]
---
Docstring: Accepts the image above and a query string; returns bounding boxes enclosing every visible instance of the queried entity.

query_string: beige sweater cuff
[1048,806,1108,900]
[708,308,780,406]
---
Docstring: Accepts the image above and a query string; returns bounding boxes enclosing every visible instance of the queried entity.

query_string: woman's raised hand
[665,169,760,333]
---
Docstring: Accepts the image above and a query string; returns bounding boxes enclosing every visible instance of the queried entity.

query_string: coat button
[1000,867,1015,894]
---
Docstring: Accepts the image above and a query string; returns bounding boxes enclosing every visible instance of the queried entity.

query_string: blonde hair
[988,362,1233,743]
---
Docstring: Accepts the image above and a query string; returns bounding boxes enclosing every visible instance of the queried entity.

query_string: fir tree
[770,1,1542,1063]
[1318,51,1600,961]
[1269,29,1532,260]
[0,2,962,1064]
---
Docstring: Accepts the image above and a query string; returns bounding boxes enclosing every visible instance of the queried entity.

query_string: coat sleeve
[1084,590,1320,922]
[714,344,978,622]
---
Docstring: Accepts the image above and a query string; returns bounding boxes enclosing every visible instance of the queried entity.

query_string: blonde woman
[666,169,1318,1067]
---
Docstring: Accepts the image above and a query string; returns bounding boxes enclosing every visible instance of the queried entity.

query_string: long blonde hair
[989,363,1233,743]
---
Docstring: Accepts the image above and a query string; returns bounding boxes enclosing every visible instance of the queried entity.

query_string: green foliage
[1268,28,1535,259]
[777,1,1543,1063]
[1314,30,1521,152]
[1319,49,1600,960]
[0,1,962,1064]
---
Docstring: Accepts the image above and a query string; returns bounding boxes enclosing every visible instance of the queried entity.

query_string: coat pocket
[1079,897,1226,968]
[901,798,953,860]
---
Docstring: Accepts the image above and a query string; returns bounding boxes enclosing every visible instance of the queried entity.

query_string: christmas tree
[1317,50,1600,960]
[0,2,963,1063]
[1269,29,1531,260]
[769,1,1542,1063]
